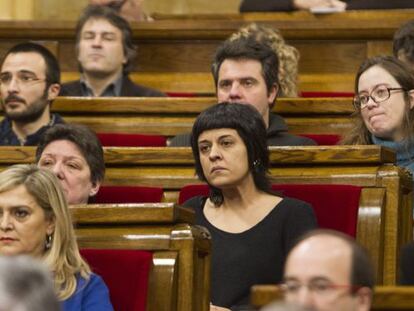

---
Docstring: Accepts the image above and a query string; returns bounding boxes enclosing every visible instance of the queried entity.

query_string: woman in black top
[186,102,317,311]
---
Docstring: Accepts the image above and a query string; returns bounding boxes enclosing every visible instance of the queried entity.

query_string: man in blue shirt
[0,42,63,146]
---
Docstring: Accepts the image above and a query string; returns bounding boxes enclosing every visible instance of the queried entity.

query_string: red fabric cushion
[95,186,164,203]
[165,92,197,97]
[299,134,341,145]
[97,133,166,147]
[179,184,361,237]
[80,249,152,311]
[300,91,354,98]
[179,184,209,205]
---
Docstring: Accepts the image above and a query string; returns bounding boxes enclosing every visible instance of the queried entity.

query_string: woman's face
[197,128,252,189]
[0,184,54,257]
[358,65,414,141]
[38,140,100,205]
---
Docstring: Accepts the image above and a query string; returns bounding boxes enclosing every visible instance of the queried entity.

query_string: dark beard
[2,88,49,123]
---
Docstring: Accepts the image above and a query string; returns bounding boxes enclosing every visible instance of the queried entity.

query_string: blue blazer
[62,273,113,311]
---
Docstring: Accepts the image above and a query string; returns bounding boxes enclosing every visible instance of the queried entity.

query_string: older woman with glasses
[342,56,414,177]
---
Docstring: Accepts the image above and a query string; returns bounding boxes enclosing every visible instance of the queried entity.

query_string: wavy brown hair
[229,23,299,97]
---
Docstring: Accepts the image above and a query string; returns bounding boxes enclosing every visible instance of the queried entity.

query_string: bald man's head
[283,230,374,311]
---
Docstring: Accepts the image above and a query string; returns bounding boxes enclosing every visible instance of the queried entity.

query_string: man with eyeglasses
[282,229,374,311]
[0,42,64,146]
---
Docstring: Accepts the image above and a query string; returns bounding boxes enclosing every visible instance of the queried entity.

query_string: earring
[45,234,53,250]
[253,159,261,168]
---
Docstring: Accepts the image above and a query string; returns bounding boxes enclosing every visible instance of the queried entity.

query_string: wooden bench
[71,203,211,311]
[0,145,411,284]
[0,11,411,93]
[0,96,355,136]
[251,285,414,310]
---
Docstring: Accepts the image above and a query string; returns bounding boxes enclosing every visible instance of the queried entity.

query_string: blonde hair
[0,164,91,300]
[230,23,300,97]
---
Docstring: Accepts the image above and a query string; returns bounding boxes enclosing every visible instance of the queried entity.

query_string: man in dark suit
[60,5,164,97]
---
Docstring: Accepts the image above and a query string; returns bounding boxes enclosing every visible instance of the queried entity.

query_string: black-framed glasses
[353,85,406,110]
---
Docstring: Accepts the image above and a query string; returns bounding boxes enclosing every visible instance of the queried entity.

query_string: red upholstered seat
[80,249,153,311]
[179,184,361,237]
[299,134,341,145]
[97,133,167,147]
[95,186,164,203]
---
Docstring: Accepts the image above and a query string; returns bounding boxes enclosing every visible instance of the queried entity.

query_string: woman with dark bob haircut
[186,102,317,311]
[341,56,414,177]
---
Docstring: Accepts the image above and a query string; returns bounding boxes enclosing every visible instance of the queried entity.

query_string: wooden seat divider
[0,145,411,284]
[70,203,211,311]
[251,285,414,310]
[1,96,355,136]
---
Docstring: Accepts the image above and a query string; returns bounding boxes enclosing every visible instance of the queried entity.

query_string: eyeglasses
[280,281,360,297]
[353,85,406,110]
[0,72,46,87]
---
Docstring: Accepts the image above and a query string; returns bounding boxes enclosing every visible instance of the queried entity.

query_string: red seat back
[97,133,166,147]
[80,249,153,311]
[179,184,361,237]
[299,134,341,145]
[95,186,164,203]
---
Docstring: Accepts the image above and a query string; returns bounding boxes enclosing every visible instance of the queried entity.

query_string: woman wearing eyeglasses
[342,56,414,176]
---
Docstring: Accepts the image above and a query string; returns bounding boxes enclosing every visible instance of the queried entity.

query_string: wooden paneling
[0,11,410,92]
[0,96,357,136]
[72,203,211,311]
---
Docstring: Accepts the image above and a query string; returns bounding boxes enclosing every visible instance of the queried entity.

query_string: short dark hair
[191,102,271,206]
[2,42,61,86]
[291,229,375,291]
[35,124,105,185]
[75,5,136,73]
[393,20,414,64]
[211,36,279,105]
[341,55,414,145]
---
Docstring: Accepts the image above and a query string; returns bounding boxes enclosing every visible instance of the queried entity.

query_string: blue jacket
[62,273,113,311]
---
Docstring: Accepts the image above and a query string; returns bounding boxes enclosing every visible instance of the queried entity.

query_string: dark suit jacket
[240,0,414,12]
[60,75,165,97]
[400,242,414,285]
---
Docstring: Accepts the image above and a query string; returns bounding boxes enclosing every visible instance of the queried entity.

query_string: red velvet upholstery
[97,133,166,147]
[300,91,354,98]
[95,186,164,203]
[179,184,361,237]
[80,249,153,311]
[299,134,341,145]
[165,92,197,97]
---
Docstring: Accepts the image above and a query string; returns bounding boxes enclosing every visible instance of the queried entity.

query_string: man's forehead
[218,58,264,79]
[81,18,121,33]
[286,235,352,278]
[1,52,46,73]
